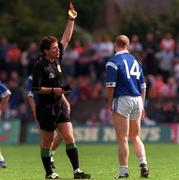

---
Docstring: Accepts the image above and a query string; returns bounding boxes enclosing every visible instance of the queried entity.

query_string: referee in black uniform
[32,3,90,179]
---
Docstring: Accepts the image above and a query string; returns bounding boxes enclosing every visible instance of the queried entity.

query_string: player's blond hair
[115,35,130,48]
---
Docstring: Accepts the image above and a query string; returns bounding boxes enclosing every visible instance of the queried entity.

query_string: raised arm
[60,2,77,50]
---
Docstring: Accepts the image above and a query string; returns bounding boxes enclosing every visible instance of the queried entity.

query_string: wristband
[68,9,77,20]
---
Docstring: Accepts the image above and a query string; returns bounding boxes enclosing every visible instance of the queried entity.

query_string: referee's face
[48,41,60,59]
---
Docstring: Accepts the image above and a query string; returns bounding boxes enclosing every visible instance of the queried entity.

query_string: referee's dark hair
[40,35,58,56]
[115,35,130,48]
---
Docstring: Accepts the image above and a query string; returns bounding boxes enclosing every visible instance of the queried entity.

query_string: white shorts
[112,96,143,120]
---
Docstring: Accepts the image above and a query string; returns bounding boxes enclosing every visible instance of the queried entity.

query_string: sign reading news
[26,123,171,144]
[74,126,171,143]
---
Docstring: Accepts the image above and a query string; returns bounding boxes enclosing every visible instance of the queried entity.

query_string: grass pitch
[0,144,179,180]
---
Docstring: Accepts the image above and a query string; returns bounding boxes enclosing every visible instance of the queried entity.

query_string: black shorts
[36,104,70,132]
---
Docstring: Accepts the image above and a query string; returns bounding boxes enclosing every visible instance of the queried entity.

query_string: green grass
[0,144,179,180]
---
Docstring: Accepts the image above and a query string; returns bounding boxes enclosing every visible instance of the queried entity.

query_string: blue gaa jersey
[0,81,11,98]
[26,75,34,97]
[26,75,38,103]
[106,50,146,97]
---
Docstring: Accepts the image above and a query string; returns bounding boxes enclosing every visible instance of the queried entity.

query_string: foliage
[120,0,179,41]
[58,0,104,31]
[0,0,104,47]
[0,0,179,46]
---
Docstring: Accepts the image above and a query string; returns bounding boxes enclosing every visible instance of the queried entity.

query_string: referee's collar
[115,50,129,55]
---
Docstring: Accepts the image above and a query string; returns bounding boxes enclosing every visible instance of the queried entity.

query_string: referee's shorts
[36,104,70,132]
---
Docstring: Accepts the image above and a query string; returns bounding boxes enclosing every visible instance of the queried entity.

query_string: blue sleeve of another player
[27,78,32,92]
[140,71,146,89]
[0,82,11,98]
[27,76,34,97]
[105,61,118,87]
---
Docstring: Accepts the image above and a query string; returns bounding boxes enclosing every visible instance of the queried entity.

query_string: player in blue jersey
[0,82,11,168]
[26,75,62,169]
[106,35,149,178]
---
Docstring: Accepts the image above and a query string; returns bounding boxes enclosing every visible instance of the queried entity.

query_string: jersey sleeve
[27,76,34,97]
[140,71,146,89]
[105,61,118,87]
[0,82,11,98]
[32,63,43,92]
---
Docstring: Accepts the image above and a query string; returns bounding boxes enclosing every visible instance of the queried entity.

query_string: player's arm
[35,87,64,96]
[27,94,36,119]
[26,76,36,119]
[32,63,64,96]
[0,84,11,116]
[140,71,147,106]
[106,87,114,111]
[62,94,71,115]
[141,88,146,106]
[60,2,77,50]
[0,94,11,113]
[140,71,147,120]
[105,61,118,110]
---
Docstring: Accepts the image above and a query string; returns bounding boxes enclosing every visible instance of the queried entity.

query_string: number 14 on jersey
[123,59,141,79]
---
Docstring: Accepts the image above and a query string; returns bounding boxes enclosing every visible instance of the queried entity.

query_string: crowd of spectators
[0,32,179,133]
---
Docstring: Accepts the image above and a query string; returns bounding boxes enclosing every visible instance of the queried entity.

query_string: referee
[32,3,90,179]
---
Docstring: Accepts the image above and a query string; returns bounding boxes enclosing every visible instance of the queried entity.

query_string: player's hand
[68,2,77,20]
[141,108,145,120]
[54,87,64,96]
[61,85,72,94]
[66,103,71,115]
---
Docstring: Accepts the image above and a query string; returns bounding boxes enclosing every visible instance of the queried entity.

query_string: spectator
[129,34,143,53]
[99,102,112,125]
[99,34,114,59]
[143,32,158,75]
[163,77,177,97]
[149,102,165,123]
[76,76,92,100]
[21,42,38,77]
[7,43,22,74]
[91,82,103,99]
[173,57,179,80]
[162,101,177,123]
[0,37,10,63]
[155,48,174,81]
[86,113,100,126]
[160,32,175,51]
[62,46,79,78]
[149,75,165,98]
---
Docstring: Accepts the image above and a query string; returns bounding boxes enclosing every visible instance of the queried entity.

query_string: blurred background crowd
[0,32,179,125]
[0,0,179,142]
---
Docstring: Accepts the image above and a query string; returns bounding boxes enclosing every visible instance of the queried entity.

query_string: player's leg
[129,97,149,178]
[40,130,59,179]
[57,122,90,179]
[129,120,149,177]
[50,129,63,169]
[0,149,6,168]
[112,112,129,178]
[36,105,59,179]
